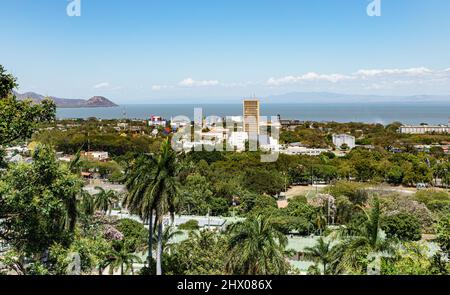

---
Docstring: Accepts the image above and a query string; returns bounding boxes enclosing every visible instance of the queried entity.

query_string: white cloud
[93,82,110,89]
[266,67,450,88]
[147,67,450,95]
[355,67,432,77]
[267,72,353,86]
[179,78,220,87]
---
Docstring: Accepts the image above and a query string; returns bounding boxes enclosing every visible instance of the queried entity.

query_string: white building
[399,125,449,134]
[116,122,129,130]
[84,151,109,161]
[148,116,167,127]
[281,146,329,156]
[332,134,356,150]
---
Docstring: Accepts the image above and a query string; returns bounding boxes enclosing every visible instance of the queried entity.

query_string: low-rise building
[399,124,450,134]
[82,151,109,162]
[281,146,329,156]
[148,115,167,127]
[116,122,129,130]
[332,134,356,150]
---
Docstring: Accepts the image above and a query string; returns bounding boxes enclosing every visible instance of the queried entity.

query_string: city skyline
[1,0,450,103]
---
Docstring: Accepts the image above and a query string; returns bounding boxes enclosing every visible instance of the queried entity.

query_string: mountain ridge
[13,91,118,108]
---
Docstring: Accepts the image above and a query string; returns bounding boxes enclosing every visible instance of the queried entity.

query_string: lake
[56,103,450,125]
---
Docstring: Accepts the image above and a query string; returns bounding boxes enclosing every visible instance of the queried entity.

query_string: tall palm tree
[303,237,337,275]
[94,187,119,215]
[123,138,179,275]
[123,153,158,266]
[149,139,179,275]
[225,215,289,275]
[334,197,395,274]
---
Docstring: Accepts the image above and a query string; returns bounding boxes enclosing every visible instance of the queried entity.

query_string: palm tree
[123,153,158,266]
[225,215,289,275]
[303,237,336,275]
[94,187,119,215]
[123,138,179,275]
[334,197,395,274]
[102,243,142,275]
[152,225,183,255]
[149,139,179,275]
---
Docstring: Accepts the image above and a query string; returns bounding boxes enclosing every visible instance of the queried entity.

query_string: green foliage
[381,242,434,275]
[334,198,395,274]
[49,234,111,275]
[386,165,403,185]
[225,216,290,275]
[165,230,228,275]
[241,193,277,214]
[304,238,338,275]
[0,148,6,169]
[0,144,83,256]
[279,131,301,144]
[116,218,148,252]
[178,220,199,231]
[123,138,180,275]
[0,65,55,145]
[0,65,17,98]
[33,126,156,158]
[327,181,368,205]
[285,197,318,234]
[179,173,228,216]
[243,169,284,196]
[94,187,119,214]
[381,213,422,241]
[335,195,355,224]
[188,150,225,164]
[414,190,450,209]
[436,216,450,256]
[101,241,142,275]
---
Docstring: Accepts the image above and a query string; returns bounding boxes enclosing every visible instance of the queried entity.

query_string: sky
[1,0,450,103]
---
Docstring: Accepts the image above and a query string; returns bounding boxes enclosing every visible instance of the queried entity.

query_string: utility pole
[445,169,449,190]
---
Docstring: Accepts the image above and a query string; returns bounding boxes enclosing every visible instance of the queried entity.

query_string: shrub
[382,213,422,241]
[179,220,200,231]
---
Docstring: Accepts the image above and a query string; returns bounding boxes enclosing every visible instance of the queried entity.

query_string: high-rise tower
[243,99,260,135]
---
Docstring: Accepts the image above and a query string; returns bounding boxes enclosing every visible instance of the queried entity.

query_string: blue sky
[1,0,450,103]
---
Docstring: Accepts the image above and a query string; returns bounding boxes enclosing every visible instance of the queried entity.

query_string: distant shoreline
[56,106,119,109]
